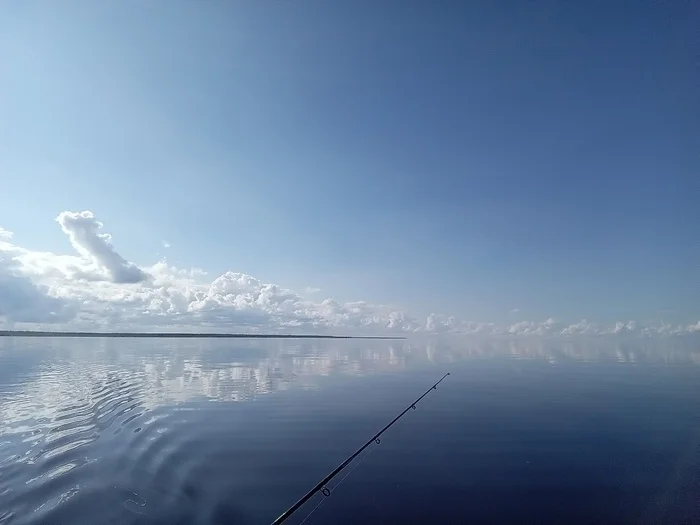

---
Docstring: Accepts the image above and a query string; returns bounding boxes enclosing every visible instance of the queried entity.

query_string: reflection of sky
[0,336,697,433]
[0,336,699,524]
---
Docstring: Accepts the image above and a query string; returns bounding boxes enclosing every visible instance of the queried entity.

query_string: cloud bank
[0,211,697,336]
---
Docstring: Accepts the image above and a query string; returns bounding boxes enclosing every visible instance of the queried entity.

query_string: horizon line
[0,330,404,340]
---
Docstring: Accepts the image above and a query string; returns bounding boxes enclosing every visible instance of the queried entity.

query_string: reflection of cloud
[1,336,699,429]
[0,339,408,434]
[0,336,695,525]
[404,335,700,368]
[1,335,699,451]
[0,335,698,514]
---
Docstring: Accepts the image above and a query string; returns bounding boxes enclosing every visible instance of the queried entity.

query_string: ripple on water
[0,358,168,525]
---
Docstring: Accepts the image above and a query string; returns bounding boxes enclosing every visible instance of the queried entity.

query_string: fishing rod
[271,372,450,525]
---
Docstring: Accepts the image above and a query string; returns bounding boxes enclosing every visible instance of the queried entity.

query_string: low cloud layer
[0,211,698,336]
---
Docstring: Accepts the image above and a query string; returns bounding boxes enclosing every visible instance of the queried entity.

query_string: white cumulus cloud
[0,246,77,324]
[56,211,148,283]
[0,227,13,241]
[0,211,698,337]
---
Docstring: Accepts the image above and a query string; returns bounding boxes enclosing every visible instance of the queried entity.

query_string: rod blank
[271,372,450,525]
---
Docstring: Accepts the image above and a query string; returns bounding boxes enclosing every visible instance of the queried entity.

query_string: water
[0,337,698,525]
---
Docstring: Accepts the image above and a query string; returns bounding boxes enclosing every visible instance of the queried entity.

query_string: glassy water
[0,336,698,524]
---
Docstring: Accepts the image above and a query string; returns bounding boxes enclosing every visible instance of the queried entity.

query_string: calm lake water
[0,336,698,525]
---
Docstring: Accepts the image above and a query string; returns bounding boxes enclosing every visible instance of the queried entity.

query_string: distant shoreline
[0,330,402,340]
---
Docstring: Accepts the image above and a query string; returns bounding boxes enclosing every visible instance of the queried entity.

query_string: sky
[0,1,698,335]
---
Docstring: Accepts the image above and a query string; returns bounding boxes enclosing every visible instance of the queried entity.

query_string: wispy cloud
[0,211,698,336]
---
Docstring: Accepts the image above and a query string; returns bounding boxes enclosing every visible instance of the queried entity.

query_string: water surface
[1,336,698,524]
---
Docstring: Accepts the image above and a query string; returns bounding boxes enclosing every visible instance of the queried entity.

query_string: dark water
[0,337,698,525]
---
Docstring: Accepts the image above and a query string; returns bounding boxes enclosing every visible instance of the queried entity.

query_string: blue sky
[0,1,697,331]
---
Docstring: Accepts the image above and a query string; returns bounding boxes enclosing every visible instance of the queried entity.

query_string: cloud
[55,211,148,283]
[0,248,77,324]
[162,241,171,249]
[612,321,636,334]
[508,318,558,336]
[0,227,13,241]
[0,212,698,336]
